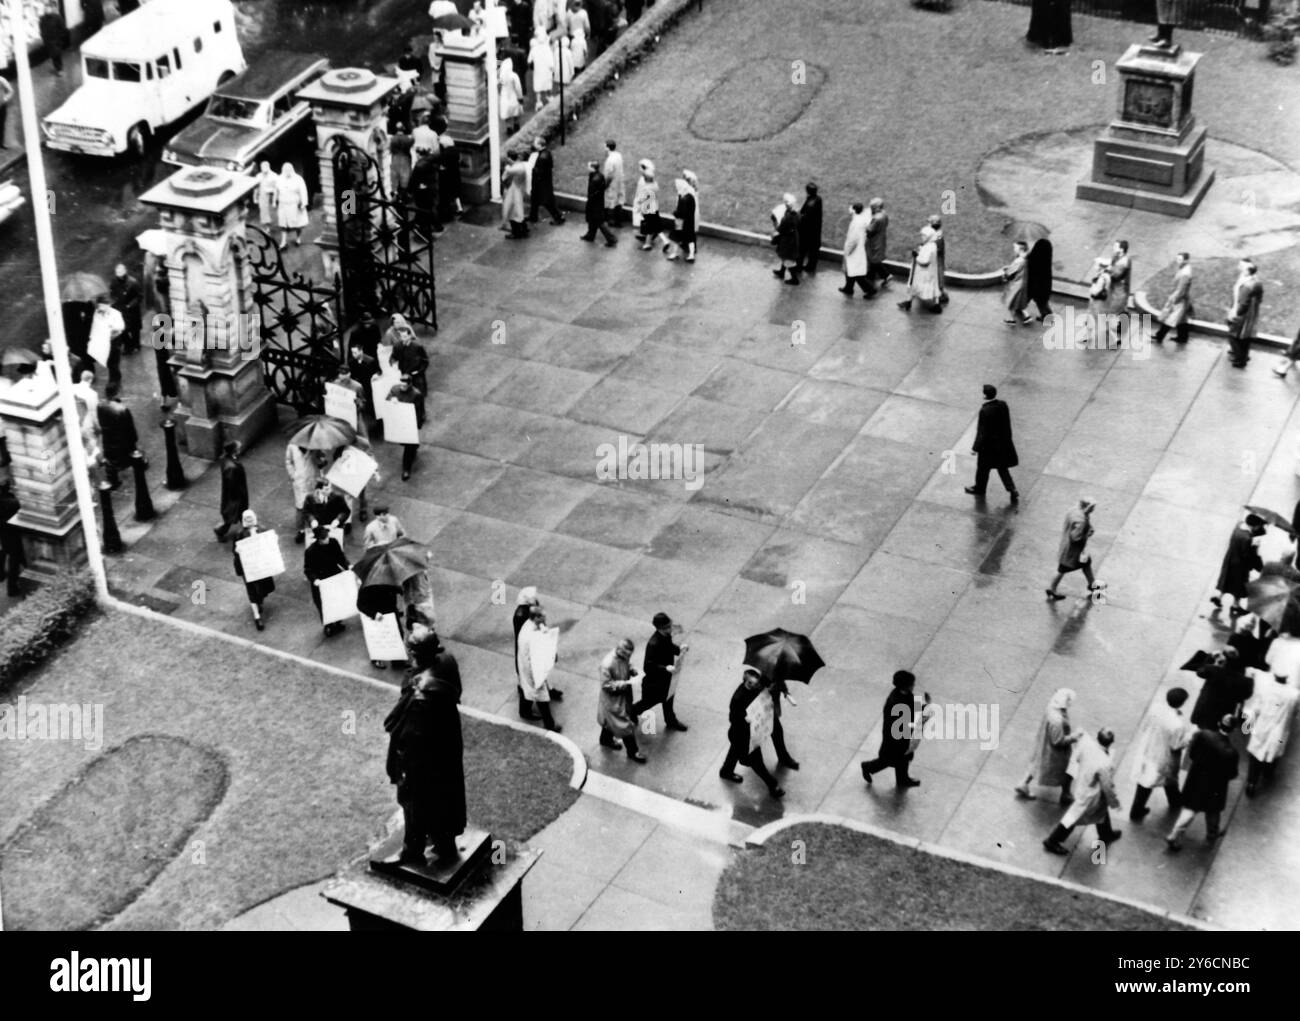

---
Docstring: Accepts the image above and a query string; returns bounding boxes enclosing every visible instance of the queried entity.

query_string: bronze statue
[1150,0,1185,49]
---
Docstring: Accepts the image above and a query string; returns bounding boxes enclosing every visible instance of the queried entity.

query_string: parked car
[42,0,245,158]
[162,51,329,195]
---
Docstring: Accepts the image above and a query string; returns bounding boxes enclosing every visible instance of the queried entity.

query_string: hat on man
[652,611,672,629]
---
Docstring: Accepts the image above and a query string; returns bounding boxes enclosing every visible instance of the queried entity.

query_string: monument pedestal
[322,825,541,931]
[1076,44,1215,219]
[438,34,492,204]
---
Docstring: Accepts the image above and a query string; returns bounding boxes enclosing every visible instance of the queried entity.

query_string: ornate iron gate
[986,0,1272,39]
[332,136,438,331]
[247,224,343,414]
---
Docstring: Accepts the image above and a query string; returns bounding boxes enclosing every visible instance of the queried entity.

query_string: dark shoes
[1010,490,1020,504]
[778,758,800,771]
[964,486,984,496]
[768,785,786,798]
[901,778,921,788]
[860,762,873,785]
[1043,839,1069,856]
[1046,589,1066,601]
[837,285,854,295]
[720,771,743,783]
[627,752,647,763]
[549,688,564,702]
[599,735,621,748]
[666,719,689,732]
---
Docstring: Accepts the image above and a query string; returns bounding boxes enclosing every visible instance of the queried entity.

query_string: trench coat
[501,160,530,223]
[1243,677,1299,764]
[275,172,310,230]
[1132,702,1191,788]
[774,207,800,263]
[1001,253,1029,312]
[973,398,1018,470]
[843,212,869,278]
[1060,734,1119,828]
[285,444,318,510]
[516,618,554,702]
[1057,506,1093,570]
[596,649,637,737]
[1028,702,1073,786]
[866,210,888,263]
[1227,274,1263,342]
[231,524,276,604]
[1215,524,1262,599]
[1159,264,1193,327]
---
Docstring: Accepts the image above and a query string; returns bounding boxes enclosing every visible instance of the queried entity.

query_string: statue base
[368,826,493,895]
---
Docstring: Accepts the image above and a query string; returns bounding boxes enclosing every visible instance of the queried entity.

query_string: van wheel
[126,124,150,158]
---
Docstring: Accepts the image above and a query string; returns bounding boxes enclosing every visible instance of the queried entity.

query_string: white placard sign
[319,570,360,625]
[234,529,285,583]
[87,326,112,369]
[326,446,378,498]
[324,383,358,429]
[383,400,420,445]
[361,612,408,662]
[746,691,774,752]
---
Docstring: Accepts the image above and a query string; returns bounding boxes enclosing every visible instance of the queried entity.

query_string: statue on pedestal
[1150,0,1186,49]
[384,630,466,869]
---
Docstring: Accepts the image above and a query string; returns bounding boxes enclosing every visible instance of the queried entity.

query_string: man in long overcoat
[1154,252,1193,344]
[213,441,249,542]
[1226,258,1263,368]
[965,384,1019,502]
[720,667,783,797]
[598,638,646,761]
[864,197,890,295]
[797,182,823,275]
[1129,687,1191,820]
[1210,512,1265,614]
[771,193,801,285]
[861,669,927,789]
[1043,728,1122,853]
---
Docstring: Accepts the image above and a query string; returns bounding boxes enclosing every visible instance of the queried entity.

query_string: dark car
[162,51,328,194]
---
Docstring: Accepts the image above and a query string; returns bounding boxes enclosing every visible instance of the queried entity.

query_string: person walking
[527,136,565,226]
[1042,728,1122,854]
[1242,671,1298,797]
[719,667,784,797]
[1046,497,1104,600]
[409,146,442,239]
[1272,326,1300,379]
[631,159,666,250]
[95,384,137,490]
[0,76,13,150]
[389,124,414,199]
[965,384,1019,503]
[864,197,890,296]
[663,173,697,262]
[304,525,351,637]
[230,509,275,631]
[387,315,429,394]
[275,163,310,249]
[602,139,625,224]
[213,441,249,542]
[860,669,929,789]
[284,442,320,544]
[386,375,426,481]
[632,611,688,732]
[498,57,524,134]
[1226,258,1263,369]
[569,0,590,68]
[839,202,871,297]
[1190,648,1253,730]
[90,295,125,388]
[771,193,802,285]
[255,162,278,227]
[797,182,823,275]
[518,603,563,732]
[1000,241,1031,326]
[1089,240,1132,347]
[580,160,617,245]
[1025,237,1054,320]
[1165,714,1238,851]
[435,117,464,221]
[363,503,405,548]
[1129,687,1191,821]
[929,214,949,305]
[1153,252,1193,344]
[0,483,26,597]
[501,149,531,239]
[766,679,801,772]
[1015,687,1080,804]
[513,586,543,719]
[1209,512,1266,616]
[597,638,647,762]
[303,477,350,536]
[896,223,943,314]
[39,2,69,76]
[528,29,554,109]
[110,262,143,356]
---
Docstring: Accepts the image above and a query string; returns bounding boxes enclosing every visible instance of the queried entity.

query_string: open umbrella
[428,0,460,18]
[432,12,473,31]
[743,628,825,685]
[1244,505,1294,535]
[1,347,39,369]
[1246,564,1300,631]
[1009,221,1050,247]
[354,539,429,590]
[285,414,356,451]
[60,271,109,302]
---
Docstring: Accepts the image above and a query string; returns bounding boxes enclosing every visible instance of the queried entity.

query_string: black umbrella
[431,12,473,31]
[743,628,825,685]
[1244,505,1294,535]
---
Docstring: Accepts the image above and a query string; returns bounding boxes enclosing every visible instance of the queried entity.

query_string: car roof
[83,0,235,63]
[215,52,330,102]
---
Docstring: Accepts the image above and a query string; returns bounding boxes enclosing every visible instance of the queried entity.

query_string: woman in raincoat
[274,162,310,249]
[1016,687,1081,803]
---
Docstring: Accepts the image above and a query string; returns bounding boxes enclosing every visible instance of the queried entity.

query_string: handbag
[1089,272,1109,301]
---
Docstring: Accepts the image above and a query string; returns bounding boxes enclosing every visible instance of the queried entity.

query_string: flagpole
[5,0,109,599]
[485,0,501,202]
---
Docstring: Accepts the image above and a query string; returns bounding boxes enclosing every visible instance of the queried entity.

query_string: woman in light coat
[1129,687,1191,820]
[1000,240,1031,325]
[501,150,531,239]
[1243,672,1299,795]
[569,1,590,68]
[517,605,562,731]
[498,57,524,133]
[284,443,321,544]
[839,202,870,296]
[897,224,943,314]
[256,161,278,227]
[275,162,310,248]
[1016,687,1081,803]
[528,31,554,109]
[631,159,667,250]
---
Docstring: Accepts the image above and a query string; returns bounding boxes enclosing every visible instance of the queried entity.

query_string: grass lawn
[713,823,1192,931]
[0,611,578,931]
[557,0,1300,276]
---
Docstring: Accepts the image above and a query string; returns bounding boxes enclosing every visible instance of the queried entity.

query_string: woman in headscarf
[274,162,310,249]
[230,509,276,631]
[527,30,554,110]
[897,224,944,314]
[631,159,668,251]
[771,192,802,285]
[513,586,541,719]
[664,174,697,263]
[568,0,590,69]
[1025,237,1054,321]
[501,149,531,239]
[1016,688,1081,804]
[498,57,524,134]
[256,161,278,227]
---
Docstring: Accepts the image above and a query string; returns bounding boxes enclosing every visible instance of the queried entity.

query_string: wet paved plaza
[110,212,1299,929]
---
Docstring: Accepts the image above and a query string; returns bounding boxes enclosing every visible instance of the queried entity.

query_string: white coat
[285,444,318,510]
[275,171,310,230]
[528,37,554,94]
[1244,675,1299,763]
[910,238,942,303]
[1131,702,1191,788]
[499,58,524,119]
[842,212,869,279]
[1061,733,1120,828]
[1265,636,1300,687]
[602,150,625,209]
[516,618,553,702]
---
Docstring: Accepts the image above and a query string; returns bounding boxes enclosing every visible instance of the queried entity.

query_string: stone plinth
[0,375,89,576]
[298,67,401,256]
[439,34,492,204]
[1076,44,1215,219]
[140,166,278,460]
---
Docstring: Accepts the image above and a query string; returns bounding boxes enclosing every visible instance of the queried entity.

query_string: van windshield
[207,96,262,123]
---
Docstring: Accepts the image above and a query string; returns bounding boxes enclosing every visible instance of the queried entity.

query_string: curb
[581,769,752,847]
[744,812,1219,932]
[1133,289,1291,353]
[459,702,589,792]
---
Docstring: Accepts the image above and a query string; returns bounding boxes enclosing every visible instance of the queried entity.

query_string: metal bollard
[131,450,156,522]
[162,417,187,490]
[99,482,124,554]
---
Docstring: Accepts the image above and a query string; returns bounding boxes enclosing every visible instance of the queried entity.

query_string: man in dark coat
[408,150,441,239]
[861,669,926,788]
[351,311,381,361]
[304,525,351,636]
[358,582,407,669]
[386,647,467,868]
[96,384,138,490]
[1227,259,1263,369]
[632,611,688,732]
[0,483,26,597]
[213,441,249,542]
[527,137,565,226]
[797,182,823,275]
[719,667,784,797]
[1166,714,1238,850]
[303,478,351,534]
[39,3,70,76]
[110,263,143,355]
[965,384,1019,503]
[771,193,801,285]
[1211,513,1265,615]
[864,197,890,296]
[1190,649,1253,729]
[580,161,616,245]
[1025,238,1054,320]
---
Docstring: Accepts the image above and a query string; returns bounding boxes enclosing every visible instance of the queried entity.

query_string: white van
[43,0,246,158]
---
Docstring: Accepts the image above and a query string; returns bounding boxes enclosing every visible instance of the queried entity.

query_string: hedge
[0,571,99,691]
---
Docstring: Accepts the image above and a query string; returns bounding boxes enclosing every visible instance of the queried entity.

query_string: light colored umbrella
[60,272,108,302]
[284,415,356,451]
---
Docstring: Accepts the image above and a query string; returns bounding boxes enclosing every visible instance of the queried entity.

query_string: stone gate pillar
[298,67,401,276]
[0,373,89,577]
[438,32,492,204]
[140,166,277,460]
